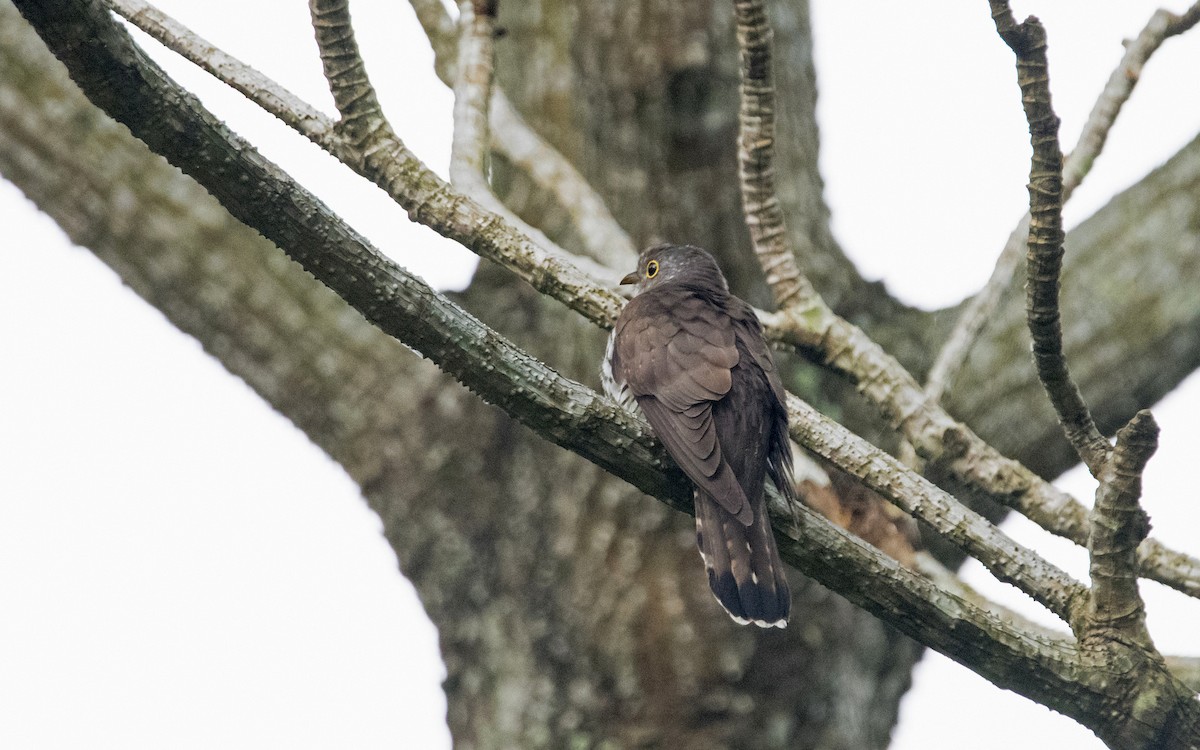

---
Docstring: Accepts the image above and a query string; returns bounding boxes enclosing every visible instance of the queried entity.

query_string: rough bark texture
[5,0,1200,747]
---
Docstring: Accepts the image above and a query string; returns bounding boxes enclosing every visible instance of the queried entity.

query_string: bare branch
[785,393,1086,624]
[924,215,1028,405]
[990,6,1110,474]
[1087,411,1157,644]
[763,304,1200,600]
[449,0,496,190]
[308,0,389,142]
[1065,4,1200,194]
[410,0,636,267]
[441,0,610,276]
[106,0,336,145]
[912,553,1069,643]
[489,95,637,266]
[926,1,1200,406]
[730,0,820,310]
[107,0,618,297]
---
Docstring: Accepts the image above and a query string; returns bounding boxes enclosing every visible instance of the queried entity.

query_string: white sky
[2,1,1199,748]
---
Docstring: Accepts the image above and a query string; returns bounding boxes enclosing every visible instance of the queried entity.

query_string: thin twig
[990,5,1110,475]
[926,1,1200,405]
[409,0,635,267]
[1087,411,1157,645]
[107,0,336,144]
[730,0,820,310]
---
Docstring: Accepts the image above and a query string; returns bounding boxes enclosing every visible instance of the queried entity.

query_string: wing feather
[614,292,752,525]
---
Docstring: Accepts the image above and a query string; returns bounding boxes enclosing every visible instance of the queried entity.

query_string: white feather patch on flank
[601,329,638,411]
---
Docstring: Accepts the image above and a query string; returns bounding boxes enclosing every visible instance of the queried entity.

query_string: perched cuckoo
[603,244,793,627]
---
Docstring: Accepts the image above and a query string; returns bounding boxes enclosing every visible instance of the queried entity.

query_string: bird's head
[619,244,730,294]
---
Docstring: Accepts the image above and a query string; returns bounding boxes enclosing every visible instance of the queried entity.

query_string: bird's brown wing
[728,301,796,505]
[613,291,753,525]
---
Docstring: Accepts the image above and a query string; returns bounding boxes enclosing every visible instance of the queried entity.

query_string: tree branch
[106,0,336,145]
[990,6,1110,474]
[450,1,496,190]
[1087,411,1156,645]
[408,0,636,267]
[105,0,619,295]
[439,0,617,276]
[786,395,1086,623]
[730,0,820,310]
[927,1,1200,405]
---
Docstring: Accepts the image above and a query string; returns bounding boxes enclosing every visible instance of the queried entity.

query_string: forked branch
[927,1,1200,405]
[1087,411,1156,645]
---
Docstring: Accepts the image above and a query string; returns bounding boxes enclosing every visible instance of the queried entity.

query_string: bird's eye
[646,260,659,278]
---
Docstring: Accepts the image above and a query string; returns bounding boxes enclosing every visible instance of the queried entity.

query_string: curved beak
[620,271,639,285]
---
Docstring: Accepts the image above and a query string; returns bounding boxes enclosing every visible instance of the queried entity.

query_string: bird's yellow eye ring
[646,259,659,279]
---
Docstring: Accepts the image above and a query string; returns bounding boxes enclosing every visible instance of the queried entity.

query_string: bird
[602,244,793,627]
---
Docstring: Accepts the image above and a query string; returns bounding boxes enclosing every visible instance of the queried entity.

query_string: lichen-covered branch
[440,0,612,274]
[785,394,1086,624]
[990,5,1109,474]
[1065,3,1200,194]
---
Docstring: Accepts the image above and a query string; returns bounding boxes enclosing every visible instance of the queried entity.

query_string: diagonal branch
[106,0,621,304]
[785,394,1087,624]
[990,6,1110,475]
[441,0,619,276]
[107,0,336,145]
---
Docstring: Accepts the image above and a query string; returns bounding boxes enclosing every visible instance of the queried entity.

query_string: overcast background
[3,1,1199,747]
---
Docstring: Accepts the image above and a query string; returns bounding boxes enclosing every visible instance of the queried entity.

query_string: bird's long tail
[695,492,790,627]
